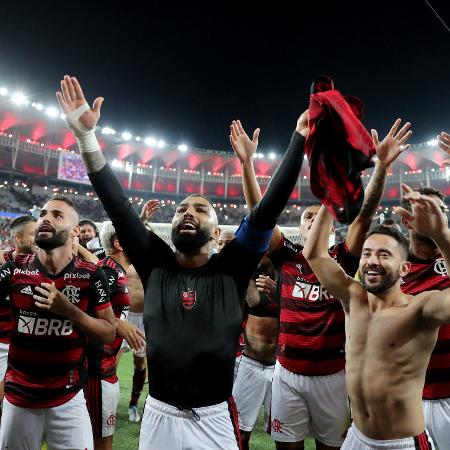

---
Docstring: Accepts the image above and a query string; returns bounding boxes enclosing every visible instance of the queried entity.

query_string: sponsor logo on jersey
[63,272,90,280]
[95,280,107,303]
[108,276,115,288]
[118,271,125,279]
[292,280,332,302]
[18,315,73,336]
[20,286,33,296]
[181,290,197,310]
[434,258,448,277]
[13,268,39,276]
[62,286,81,304]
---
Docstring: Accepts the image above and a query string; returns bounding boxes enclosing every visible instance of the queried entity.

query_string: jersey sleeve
[88,164,174,286]
[101,265,131,319]
[267,233,300,267]
[0,261,13,302]
[336,241,360,276]
[89,267,112,313]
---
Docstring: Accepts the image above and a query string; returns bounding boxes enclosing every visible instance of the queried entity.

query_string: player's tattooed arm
[346,119,412,257]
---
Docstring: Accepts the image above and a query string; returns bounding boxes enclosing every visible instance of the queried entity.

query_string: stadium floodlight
[269,152,276,160]
[45,107,59,118]
[11,92,26,105]
[144,137,156,146]
[158,139,166,148]
[32,102,44,111]
[122,131,132,141]
[258,153,264,159]
[178,144,188,152]
[427,139,438,146]
[0,87,8,96]
[111,159,123,168]
[101,127,116,135]
[135,136,142,142]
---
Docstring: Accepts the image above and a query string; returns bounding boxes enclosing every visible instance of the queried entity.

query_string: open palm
[229,120,260,164]
[371,118,412,166]
[56,75,104,131]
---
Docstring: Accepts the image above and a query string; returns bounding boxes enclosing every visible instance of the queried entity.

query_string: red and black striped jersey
[269,234,359,375]
[0,250,14,344]
[401,254,450,400]
[87,256,130,382]
[0,254,111,408]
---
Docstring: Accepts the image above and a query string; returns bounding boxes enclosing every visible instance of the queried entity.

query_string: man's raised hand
[371,118,412,167]
[140,199,160,223]
[438,132,450,166]
[394,183,448,242]
[229,120,260,164]
[56,75,104,133]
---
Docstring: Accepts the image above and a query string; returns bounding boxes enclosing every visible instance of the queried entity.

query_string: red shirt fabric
[0,254,111,408]
[305,89,376,224]
[87,256,131,383]
[401,254,450,400]
[269,235,359,375]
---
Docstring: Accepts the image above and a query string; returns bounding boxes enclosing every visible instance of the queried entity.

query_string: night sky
[0,0,449,153]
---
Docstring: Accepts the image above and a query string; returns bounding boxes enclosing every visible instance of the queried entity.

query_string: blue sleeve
[235,217,273,254]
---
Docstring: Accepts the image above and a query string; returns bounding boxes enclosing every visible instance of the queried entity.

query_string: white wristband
[64,102,101,153]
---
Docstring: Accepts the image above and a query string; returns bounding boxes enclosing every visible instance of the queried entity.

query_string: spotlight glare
[101,127,116,135]
[0,87,8,96]
[178,144,188,152]
[122,131,132,141]
[158,140,166,148]
[144,137,156,146]
[45,107,59,118]
[427,139,438,146]
[11,92,26,105]
[269,152,276,160]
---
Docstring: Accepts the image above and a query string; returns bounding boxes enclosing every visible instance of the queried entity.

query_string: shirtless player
[303,185,450,449]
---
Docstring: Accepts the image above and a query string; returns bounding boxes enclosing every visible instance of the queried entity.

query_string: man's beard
[35,229,70,250]
[171,227,211,253]
[361,269,400,295]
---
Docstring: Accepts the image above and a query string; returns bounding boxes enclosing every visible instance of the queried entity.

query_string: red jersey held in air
[87,256,130,383]
[269,234,359,375]
[401,254,450,400]
[0,254,111,408]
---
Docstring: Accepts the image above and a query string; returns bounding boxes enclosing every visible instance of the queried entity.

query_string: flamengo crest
[181,290,197,310]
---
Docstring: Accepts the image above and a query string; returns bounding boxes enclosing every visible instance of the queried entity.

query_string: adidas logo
[20,286,33,296]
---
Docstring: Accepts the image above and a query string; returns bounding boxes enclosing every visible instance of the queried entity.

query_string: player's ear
[399,261,411,277]
[73,225,80,237]
[211,226,221,240]
[113,239,123,252]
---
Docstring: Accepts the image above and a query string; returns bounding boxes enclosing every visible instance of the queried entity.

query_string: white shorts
[423,397,450,449]
[232,354,274,432]
[0,343,8,381]
[139,395,241,450]
[342,424,435,449]
[85,378,120,438]
[0,390,93,450]
[121,312,146,358]
[270,361,349,446]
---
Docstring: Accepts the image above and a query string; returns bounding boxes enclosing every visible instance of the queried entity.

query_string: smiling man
[303,184,450,449]
[56,75,309,449]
